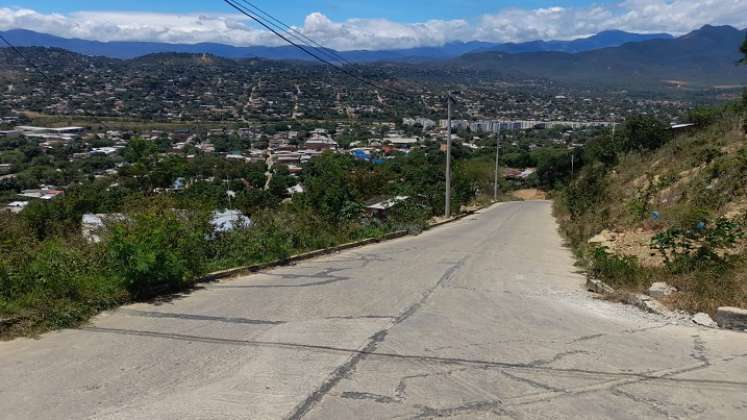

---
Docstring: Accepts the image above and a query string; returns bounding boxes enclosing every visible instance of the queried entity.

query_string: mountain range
[0,28,672,62]
[449,25,747,87]
[1,25,745,89]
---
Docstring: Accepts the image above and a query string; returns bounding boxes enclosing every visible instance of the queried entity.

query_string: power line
[226,0,412,99]
[234,0,355,67]
[223,0,418,101]
[236,1,432,108]
[0,33,113,131]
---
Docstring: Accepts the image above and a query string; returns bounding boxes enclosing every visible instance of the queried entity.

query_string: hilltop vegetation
[556,97,747,314]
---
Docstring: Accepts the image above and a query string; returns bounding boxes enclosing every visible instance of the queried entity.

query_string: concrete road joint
[81,325,747,388]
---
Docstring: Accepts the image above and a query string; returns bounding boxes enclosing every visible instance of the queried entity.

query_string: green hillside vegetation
[556,97,747,314]
[0,147,502,339]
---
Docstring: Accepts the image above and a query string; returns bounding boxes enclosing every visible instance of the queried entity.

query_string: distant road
[1,201,745,419]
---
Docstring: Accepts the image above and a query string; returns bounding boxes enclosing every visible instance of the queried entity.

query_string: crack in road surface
[3,202,747,420]
[81,327,747,389]
[285,257,468,420]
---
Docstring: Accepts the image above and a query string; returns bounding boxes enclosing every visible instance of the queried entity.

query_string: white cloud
[1,1,746,51]
[0,8,282,46]
[298,12,471,50]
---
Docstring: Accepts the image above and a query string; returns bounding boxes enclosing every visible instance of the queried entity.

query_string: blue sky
[11,1,610,25]
[2,1,746,50]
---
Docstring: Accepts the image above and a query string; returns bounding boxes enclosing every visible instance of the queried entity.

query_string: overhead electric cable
[234,0,355,67]
[223,0,417,101]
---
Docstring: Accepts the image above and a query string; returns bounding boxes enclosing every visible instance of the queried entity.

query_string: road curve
[0,201,745,419]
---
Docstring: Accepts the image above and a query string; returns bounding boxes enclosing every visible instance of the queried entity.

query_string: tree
[621,115,670,153]
[123,137,157,166]
[534,149,573,189]
[301,153,357,225]
[583,130,619,167]
[740,33,747,64]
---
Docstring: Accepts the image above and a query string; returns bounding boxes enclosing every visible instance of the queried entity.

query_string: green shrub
[106,207,209,298]
[651,217,744,274]
[386,199,431,233]
[627,173,657,221]
[563,163,609,221]
[0,238,124,330]
[589,247,646,289]
[207,214,294,270]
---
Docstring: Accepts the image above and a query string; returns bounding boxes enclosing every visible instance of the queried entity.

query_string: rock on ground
[715,307,747,330]
[692,312,718,328]
[647,282,677,299]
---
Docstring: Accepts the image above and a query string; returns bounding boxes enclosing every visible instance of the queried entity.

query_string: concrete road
[1,201,745,419]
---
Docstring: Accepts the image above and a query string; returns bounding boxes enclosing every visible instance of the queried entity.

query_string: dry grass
[557,114,747,315]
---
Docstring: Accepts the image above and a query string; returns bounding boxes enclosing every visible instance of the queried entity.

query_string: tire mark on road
[340,391,400,404]
[412,400,503,419]
[528,350,589,367]
[502,371,565,393]
[118,309,286,325]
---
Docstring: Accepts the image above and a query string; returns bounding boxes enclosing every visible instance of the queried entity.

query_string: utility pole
[570,146,576,177]
[571,151,574,176]
[493,126,501,201]
[445,92,453,218]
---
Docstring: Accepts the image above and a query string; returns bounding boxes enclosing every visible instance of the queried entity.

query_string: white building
[4,201,28,214]
[15,126,84,141]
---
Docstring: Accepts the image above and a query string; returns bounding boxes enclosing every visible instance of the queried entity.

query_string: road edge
[199,206,487,284]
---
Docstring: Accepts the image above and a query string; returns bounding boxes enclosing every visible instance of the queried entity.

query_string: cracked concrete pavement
[0,201,745,419]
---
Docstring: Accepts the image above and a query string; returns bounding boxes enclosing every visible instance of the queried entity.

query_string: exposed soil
[512,189,547,201]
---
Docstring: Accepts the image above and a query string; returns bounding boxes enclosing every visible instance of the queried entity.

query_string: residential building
[18,186,64,200]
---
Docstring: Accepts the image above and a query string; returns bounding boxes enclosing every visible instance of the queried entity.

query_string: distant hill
[0,28,672,62]
[1,26,743,90]
[452,25,747,87]
[480,30,673,54]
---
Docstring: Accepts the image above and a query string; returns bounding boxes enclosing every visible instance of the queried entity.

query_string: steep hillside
[556,102,747,314]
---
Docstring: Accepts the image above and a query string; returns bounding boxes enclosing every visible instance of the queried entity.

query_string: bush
[589,247,646,289]
[206,213,294,270]
[627,173,657,221]
[651,217,744,274]
[563,164,609,221]
[0,236,125,330]
[386,199,431,233]
[106,207,210,298]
